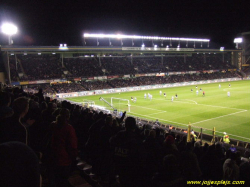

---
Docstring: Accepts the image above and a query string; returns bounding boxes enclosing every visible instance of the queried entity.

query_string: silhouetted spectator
[0,142,41,187]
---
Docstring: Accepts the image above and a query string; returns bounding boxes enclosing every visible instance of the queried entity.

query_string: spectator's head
[47,102,54,110]
[105,116,113,126]
[144,129,150,137]
[41,101,47,111]
[164,135,175,145]
[149,130,156,138]
[0,142,41,187]
[163,154,178,170]
[12,97,29,118]
[0,91,11,107]
[59,108,70,120]
[125,117,136,132]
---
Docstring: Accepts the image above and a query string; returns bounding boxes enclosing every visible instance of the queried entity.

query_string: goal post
[111,97,130,112]
[82,99,95,108]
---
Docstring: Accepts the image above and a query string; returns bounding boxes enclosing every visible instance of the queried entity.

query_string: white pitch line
[148,111,166,115]
[196,103,247,111]
[131,105,165,112]
[138,96,246,111]
[192,110,247,125]
[129,111,188,126]
[175,100,197,104]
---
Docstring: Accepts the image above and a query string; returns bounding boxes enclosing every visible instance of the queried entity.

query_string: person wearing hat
[223,132,230,144]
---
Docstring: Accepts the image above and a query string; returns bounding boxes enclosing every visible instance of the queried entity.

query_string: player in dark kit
[203,91,205,96]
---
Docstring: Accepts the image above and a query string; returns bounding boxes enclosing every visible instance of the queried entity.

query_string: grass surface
[67,80,250,142]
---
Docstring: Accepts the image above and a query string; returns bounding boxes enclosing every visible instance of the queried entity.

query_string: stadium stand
[1,84,249,187]
[17,54,64,81]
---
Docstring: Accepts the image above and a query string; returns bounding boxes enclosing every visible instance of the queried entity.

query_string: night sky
[0,0,249,48]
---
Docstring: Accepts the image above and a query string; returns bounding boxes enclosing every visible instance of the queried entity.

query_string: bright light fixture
[1,23,18,35]
[84,33,210,42]
[234,38,242,43]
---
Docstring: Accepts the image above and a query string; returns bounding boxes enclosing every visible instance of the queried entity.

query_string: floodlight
[1,23,18,36]
[234,38,242,43]
[59,43,68,50]
[83,33,210,42]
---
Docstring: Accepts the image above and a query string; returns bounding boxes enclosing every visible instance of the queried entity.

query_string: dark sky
[0,0,249,48]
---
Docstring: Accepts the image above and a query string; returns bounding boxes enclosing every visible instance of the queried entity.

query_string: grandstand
[1,33,250,187]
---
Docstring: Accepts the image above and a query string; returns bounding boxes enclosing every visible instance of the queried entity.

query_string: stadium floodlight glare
[1,23,18,36]
[83,33,210,42]
[1,23,18,45]
[234,38,243,43]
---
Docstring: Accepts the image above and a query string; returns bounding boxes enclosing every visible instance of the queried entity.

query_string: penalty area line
[148,111,166,115]
[192,110,247,125]
[129,111,187,127]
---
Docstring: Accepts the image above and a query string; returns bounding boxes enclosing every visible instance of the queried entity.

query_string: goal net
[111,97,130,112]
[82,99,95,108]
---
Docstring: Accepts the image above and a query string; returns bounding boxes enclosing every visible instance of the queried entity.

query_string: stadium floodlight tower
[1,23,18,45]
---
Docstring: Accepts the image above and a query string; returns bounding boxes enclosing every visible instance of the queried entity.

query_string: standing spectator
[223,132,230,144]
[0,97,29,145]
[110,117,142,187]
[50,108,78,187]
[0,142,41,187]
[0,91,13,120]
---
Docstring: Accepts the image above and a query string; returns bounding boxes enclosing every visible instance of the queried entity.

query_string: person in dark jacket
[0,97,30,145]
[110,117,142,187]
[0,142,41,187]
[50,108,78,187]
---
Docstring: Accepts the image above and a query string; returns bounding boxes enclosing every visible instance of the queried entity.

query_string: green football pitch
[66,80,250,142]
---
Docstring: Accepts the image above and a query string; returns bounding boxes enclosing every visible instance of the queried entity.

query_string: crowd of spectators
[23,84,56,95]
[64,58,103,77]
[18,54,64,81]
[0,86,249,187]
[101,57,136,75]
[15,71,240,95]
[133,57,165,73]
[108,78,138,88]
[7,54,237,81]
[52,83,86,93]
[9,56,22,82]
[81,80,113,90]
